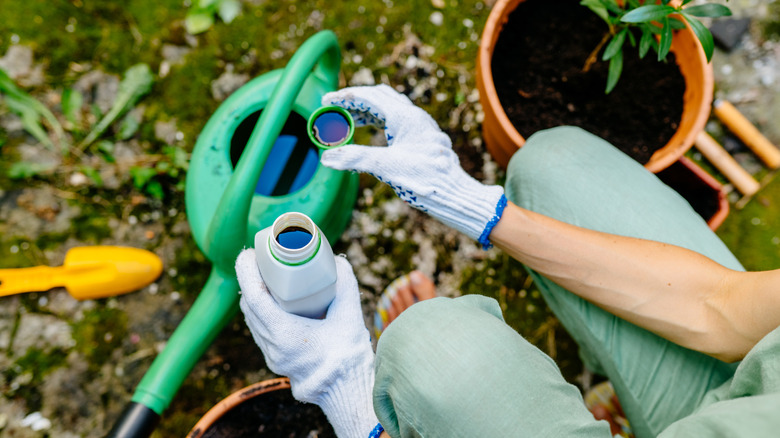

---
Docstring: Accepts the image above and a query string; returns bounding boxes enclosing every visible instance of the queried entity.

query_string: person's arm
[490,201,780,362]
[318,84,780,363]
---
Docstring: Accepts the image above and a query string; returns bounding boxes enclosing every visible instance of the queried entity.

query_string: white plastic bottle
[254,212,337,318]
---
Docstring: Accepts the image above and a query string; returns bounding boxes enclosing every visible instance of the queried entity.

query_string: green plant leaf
[185,11,215,34]
[669,17,687,30]
[118,112,140,140]
[639,28,653,58]
[627,29,637,47]
[80,166,103,187]
[0,68,64,149]
[8,161,56,179]
[78,63,153,150]
[218,0,241,23]
[603,28,628,60]
[605,48,623,94]
[163,145,190,171]
[601,0,623,15]
[683,4,732,18]
[129,166,157,189]
[61,88,83,128]
[581,0,609,23]
[146,180,164,200]
[621,4,675,23]
[97,140,116,163]
[657,17,673,61]
[683,14,715,61]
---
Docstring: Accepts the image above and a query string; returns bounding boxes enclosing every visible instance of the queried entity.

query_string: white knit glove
[320,84,507,249]
[236,250,378,438]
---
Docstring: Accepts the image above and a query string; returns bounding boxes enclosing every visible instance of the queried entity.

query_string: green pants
[373,127,780,437]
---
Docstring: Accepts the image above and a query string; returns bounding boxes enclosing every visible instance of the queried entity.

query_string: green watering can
[107,30,359,437]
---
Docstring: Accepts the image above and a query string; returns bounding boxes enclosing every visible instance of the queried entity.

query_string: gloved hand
[236,250,378,438]
[320,84,507,249]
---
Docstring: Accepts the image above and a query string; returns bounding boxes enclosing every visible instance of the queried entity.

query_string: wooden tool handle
[714,99,780,169]
[694,132,761,197]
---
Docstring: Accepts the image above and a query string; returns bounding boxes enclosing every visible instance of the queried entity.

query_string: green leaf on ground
[185,12,215,34]
[218,0,241,23]
[8,161,57,179]
[62,88,83,128]
[0,68,64,149]
[78,63,153,150]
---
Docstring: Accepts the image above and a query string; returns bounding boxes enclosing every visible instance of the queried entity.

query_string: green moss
[70,306,128,373]
[0,0,184,81]
[35,230,72,251]
[71,210,113,243]
[763,1,780,40]
[150,47,221,144]
[170,238,211,300]
[717,176,780,271]
[6,347,68,412]
[0,237,42,269]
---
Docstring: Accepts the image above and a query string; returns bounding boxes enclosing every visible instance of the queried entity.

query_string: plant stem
[583,31,613,73]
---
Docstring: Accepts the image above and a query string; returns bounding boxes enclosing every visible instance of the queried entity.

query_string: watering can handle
[203,30,341,273]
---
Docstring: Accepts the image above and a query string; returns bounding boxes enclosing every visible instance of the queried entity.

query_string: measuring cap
[307,106,355,150]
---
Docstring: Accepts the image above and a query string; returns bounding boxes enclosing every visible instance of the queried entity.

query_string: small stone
[349,67,376,86]
[710,17,751,52]
[20,412,52,431]
[211,65,250,101]
[429,11,444,26]
[69,172,89,187]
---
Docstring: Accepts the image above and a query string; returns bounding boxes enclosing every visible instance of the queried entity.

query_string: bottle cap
[307,106,355,150]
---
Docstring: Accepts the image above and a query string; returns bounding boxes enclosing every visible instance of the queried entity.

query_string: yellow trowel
[0,246,163,300]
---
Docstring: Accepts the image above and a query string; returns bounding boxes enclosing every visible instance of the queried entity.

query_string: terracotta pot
[656,156,729,230]
[188,377,334,438]
[476,0,714,173]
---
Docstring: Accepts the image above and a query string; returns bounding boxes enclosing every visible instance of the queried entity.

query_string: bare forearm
[489,202,775,362]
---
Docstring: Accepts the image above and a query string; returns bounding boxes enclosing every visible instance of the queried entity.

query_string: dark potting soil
[492,0,686,164]
[200,386,336,438]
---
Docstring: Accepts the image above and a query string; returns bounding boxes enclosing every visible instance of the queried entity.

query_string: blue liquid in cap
[313,111,350,146]
[276,227,313,250]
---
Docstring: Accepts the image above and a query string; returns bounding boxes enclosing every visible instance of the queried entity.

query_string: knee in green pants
[373,295,610,438]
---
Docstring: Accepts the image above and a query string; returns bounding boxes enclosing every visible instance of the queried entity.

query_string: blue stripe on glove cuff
[478,194,508,250]
[369,423,385,438]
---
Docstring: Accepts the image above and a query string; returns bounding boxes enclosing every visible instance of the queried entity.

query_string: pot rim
[187,377,291,438]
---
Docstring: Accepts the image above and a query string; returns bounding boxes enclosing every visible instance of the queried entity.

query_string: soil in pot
[200,386,336,438]
[492,0,686,164]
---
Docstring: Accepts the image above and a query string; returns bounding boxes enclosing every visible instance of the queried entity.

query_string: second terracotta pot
[188,377,336,438]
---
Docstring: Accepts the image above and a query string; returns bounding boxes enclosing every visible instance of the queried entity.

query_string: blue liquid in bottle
[276,227,313,250]
[312,111,350,146]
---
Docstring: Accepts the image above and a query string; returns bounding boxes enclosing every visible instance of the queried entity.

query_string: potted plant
[476,0,731,173]
[187,377,336,438]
